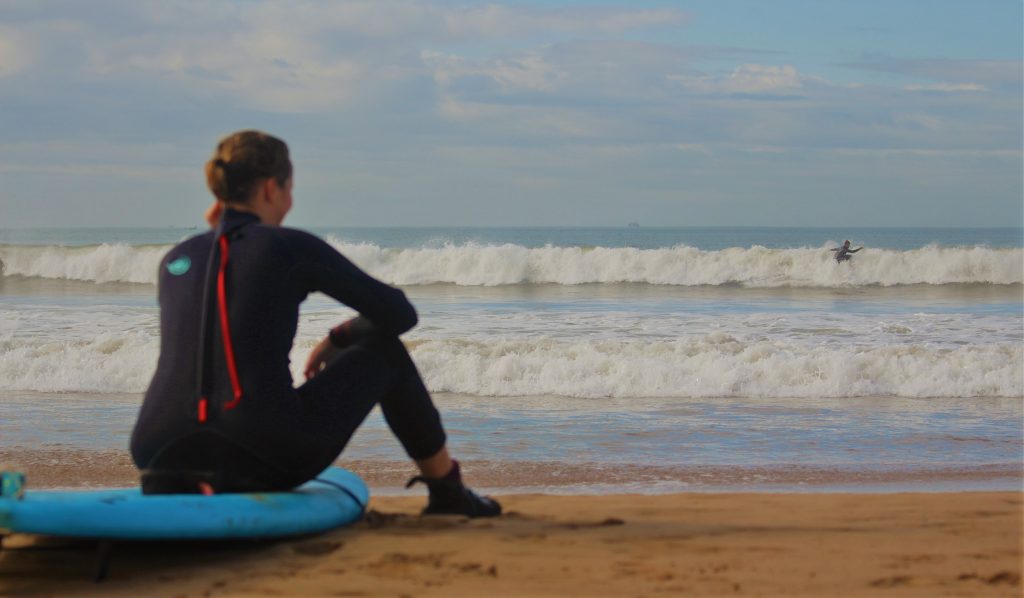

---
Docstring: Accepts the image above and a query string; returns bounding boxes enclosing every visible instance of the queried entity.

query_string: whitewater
[1,303,1021,398]
[1,226,1021,492]
[1,228,1021,399]
[2,241,1021,287]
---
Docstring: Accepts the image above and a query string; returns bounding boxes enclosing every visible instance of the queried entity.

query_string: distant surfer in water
[131,130,500,517]
[830,240,863,263]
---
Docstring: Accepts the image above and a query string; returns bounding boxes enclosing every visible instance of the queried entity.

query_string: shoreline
[2,491,1020,596]
[2,448,1020,495]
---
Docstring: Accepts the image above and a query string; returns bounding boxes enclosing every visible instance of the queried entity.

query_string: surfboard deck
[0,467,368,541]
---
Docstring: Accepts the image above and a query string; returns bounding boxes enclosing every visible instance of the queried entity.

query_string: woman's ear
[260,177,279,205]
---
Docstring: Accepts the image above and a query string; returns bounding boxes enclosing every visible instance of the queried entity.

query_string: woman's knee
[354,334,415,367]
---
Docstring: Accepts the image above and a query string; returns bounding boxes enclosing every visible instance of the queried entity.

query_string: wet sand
[1,491,1021,596]
[2,448,1021,494]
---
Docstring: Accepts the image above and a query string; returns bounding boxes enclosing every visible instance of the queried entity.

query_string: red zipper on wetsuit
[198,233,244,423]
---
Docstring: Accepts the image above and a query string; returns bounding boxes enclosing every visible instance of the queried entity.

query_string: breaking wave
[0,243,168,285]
[1,241,1020,288]
[1,334,1020,398]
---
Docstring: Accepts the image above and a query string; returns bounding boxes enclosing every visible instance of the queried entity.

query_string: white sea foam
[331,241,1024,287]
[0,332,158,393]
[0,243,168,284]
[1,332,1019,398]
[410,337,1024,399]
[1,242,1020,287]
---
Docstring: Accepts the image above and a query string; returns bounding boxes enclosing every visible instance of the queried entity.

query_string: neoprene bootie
[406,460,502,518]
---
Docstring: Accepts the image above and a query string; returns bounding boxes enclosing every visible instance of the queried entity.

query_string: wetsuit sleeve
[329,316,378,347]
[286,231,418,336]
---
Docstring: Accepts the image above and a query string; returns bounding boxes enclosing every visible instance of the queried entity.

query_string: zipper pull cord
[194,226,222,423]
[217,234,244,409]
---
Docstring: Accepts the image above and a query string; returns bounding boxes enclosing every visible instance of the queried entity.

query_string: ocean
[1,226,1021,494]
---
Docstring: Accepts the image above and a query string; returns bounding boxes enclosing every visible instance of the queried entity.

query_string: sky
[0,0,1021,228]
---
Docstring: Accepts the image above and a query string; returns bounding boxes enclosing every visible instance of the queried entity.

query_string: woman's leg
[416,446,453,478]
[297,334,446,463]
[296,334,500,517]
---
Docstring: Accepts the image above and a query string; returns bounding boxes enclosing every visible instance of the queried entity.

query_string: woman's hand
[204,201,223,228]
[304,335,341,380]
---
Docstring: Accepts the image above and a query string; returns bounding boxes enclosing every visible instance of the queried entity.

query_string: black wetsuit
[832,246,862,263]
[131,208,445,490]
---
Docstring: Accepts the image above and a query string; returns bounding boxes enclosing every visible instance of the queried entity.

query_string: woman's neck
[223,202,278,226]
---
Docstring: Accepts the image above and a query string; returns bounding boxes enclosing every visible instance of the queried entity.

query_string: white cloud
[890,112,944,131]
[3,2,685,114]
[672,144,712,155]
[846,56,1021,87]
[424,39,696,137]
[831,148,1021,158]
[0,162,191,179]
[0,26,31,78]
[443,5,687,37]
[0,1,1019,228]
[904,82,987,93]
[79,9,368,113]
[726,64,802,93]
[669,64,806,95]
[437,95,616,138]
[424,49,565,92]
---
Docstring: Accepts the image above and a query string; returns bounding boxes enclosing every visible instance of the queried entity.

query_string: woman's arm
[293,232,418,379]
[288,231,418,337]
[302,316,377,379]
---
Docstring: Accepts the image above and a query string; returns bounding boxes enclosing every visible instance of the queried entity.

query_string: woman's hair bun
[205,131,291,203]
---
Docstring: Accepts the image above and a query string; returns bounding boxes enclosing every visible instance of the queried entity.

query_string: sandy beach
[1,490,1020,597]
[2,0,1022,595]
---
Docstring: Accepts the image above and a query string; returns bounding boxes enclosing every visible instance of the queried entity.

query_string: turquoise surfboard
[0,467,368,541]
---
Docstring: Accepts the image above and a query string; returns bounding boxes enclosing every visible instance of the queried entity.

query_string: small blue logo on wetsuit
[167,256,192,276]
